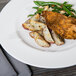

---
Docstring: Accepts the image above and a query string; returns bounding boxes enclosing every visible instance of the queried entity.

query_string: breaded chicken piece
[42,11,76,39]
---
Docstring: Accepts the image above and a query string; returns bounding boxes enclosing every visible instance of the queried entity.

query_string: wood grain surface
[0,0,76,76]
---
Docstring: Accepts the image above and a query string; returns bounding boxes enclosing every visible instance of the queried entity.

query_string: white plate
[0,0,76,68]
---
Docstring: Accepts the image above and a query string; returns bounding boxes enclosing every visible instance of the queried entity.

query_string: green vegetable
[70,9,76,14]
[34,1,44,6]
[34,11,38,14]
[28,1,76,18]
[34,1,72,7]
[32,7,38,9]
[63,1,67,4]
[28,8,44,17]
[34,1,62,6]
[37,8,44,14]
[28,14,34,17]
[64,4,72,8]
[63,1,72,7]
[34,1,73,13]
[52,5,62,11]
[52,10,60,13]
[62,6,73,15]
[63,13,69,16]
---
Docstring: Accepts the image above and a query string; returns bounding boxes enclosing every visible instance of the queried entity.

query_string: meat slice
[42,11,76,39]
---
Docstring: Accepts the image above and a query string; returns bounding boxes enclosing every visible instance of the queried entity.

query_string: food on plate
[39,16,46,23]
[22,14,40,31]
[29,1,76,18]
[22,1,76,47]
[31,14,40,21]
[43,27,54,43]
[42,11,76,39]
[52,31,64,45]
[29,32,50,47]
[37,30,43,36]
[44,6,49,11]
[22,20,35,31]
[30,20,46,30]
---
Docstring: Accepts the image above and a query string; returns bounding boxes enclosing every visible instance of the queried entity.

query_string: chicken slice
[29,32,50,47]
[43,27,54,43]
[52,31,64,45]
[22,14,40,31]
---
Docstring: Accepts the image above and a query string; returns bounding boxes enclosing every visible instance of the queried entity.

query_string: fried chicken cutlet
[42,11,76,39]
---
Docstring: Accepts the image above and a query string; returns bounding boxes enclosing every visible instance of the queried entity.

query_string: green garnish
[63,1,67,4]
[62,6,73,15]
[28,14,34,17]
[37,8,44,14]
[34,1,62,6]
[32,7,38,9]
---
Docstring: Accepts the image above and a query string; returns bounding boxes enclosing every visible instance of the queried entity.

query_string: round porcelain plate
[0,0,76,68]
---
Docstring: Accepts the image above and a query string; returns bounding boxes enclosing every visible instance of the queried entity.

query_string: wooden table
[0,0,76,76]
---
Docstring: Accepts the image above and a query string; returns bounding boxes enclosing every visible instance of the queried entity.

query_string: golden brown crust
[42,11,76,39]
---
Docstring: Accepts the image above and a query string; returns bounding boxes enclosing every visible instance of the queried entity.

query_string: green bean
[62,6,73,15]
[52,10,60,13]
[63,13,69,16]
[34,1,73,13]
[34,1,62,6]
[34,1,44,6]
[28,14,34,17]
[63,1,72,7]
[29,8,44,16]
[70,9,75,12]
[33,7,38,9]
[52,5,62,11]
[63,1,67,4]
[37,8,44,14]
[44,2,61,6]
[34,11,38,14]
[34,1,72,7]
[64,4,72,8]
[70,9,76,14]
[28,1,76,18]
